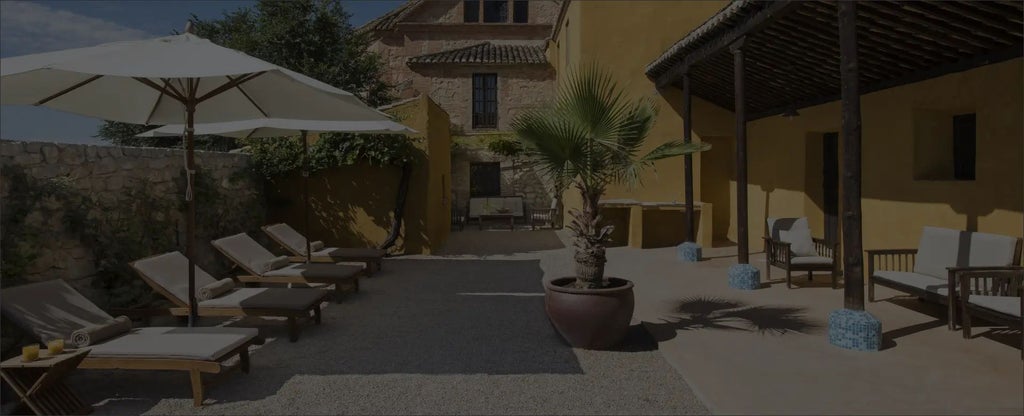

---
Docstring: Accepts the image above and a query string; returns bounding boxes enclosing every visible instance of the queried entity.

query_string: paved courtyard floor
[61,229,1022,414]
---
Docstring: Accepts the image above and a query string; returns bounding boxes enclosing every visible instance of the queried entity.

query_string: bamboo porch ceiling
[645,0,1024,120]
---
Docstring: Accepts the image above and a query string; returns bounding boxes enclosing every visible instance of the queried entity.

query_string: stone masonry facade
[364,1,560,214]
[0,140,264,293]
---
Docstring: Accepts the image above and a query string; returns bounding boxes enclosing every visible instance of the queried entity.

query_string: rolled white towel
[197,278,236,301]
[71,315,131,347]
[310,241,325,252]
[255,255,290,274]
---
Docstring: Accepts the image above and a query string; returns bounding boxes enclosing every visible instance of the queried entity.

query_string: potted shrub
[511,65,709,349]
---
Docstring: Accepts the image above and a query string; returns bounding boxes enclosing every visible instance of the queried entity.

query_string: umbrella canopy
[136,118,416,138]
[0,33,389,124]
[137,118,418,261]
[0,30,392,325]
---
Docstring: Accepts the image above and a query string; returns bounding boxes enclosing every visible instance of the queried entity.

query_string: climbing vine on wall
[242,133,418,179]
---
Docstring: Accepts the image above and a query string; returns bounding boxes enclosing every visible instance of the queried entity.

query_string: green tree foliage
[511,65,710,288]
[96,0,393,149]
[244,133,417,179]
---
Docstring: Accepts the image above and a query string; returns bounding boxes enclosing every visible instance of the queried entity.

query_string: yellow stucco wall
[550,1,1022,256]
[266,95,452,255]
[699,58,1024,254]
[549,0,729,246]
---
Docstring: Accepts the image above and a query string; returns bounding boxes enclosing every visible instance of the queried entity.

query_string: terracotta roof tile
[407,42,548,65]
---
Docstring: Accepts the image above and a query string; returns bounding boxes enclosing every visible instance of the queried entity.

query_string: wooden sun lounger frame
[211,241,362,303]
[79,337,259,407]
[130,256,327,342]
[261,224,383,276]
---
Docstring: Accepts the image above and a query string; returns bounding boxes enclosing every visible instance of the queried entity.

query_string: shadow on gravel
[644,296,823,343]
[72,258,582,412]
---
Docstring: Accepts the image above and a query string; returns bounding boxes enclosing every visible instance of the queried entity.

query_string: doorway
[822,132,839,245]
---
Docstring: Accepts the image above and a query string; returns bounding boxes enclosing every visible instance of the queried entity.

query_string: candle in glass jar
[47,339,64,355]
[21,344,40,362]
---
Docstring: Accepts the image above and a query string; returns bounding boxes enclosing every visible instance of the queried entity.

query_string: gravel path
[67,236,708,415]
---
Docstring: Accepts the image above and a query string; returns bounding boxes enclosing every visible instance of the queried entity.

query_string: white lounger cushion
[312,247,385,259]
[197,287,325,310]
[767,217,817,257]
[87,327,257,360]
[790,256,833,265]
[1,279,118,343]
[263,223,312,255]
[968,295,1022,318]
[914,227,1019,279]
[262,263,363,280]
[212,233,282,275]
[874,271,948,296]
[131,252,219,304]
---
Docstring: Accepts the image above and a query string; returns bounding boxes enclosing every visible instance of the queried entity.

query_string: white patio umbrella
[0,27,394,325]
[137,118,417,262]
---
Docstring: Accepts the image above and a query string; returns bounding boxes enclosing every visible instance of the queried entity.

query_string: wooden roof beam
[654,0,800,88]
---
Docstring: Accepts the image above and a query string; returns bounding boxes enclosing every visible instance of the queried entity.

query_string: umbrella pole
[185,95,199,327]
[302,130,312,264]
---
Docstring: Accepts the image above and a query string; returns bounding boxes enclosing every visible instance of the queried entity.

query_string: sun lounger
[951,267,1024,359]
[131,251,328,342]
[262,223,385,275]
[212,233,363,302]
[1,279,261,407]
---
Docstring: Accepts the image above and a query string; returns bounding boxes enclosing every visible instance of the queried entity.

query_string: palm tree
[512,65,710,289]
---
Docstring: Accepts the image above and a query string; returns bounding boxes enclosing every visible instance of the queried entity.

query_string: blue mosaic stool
[827,308,882,351]
[727,264,761,290]
[676,242,703,262]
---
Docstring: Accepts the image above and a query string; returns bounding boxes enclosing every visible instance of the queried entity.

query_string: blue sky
[0,0,404,144]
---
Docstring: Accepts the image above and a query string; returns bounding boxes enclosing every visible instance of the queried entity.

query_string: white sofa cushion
[790,256,833,265]
[914,227,1019,279]
[873,271,948,296]
[767,217,817,257]
[968,295,1022,318]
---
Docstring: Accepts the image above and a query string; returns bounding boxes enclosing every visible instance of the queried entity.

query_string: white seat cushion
[873,271,948,296]
[198,287,326,310]
[790,256,833,265]
[767,217,817,257]
[969,295,1022,318]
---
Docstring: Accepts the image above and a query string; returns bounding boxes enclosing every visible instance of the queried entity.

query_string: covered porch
[646,0,1023,350]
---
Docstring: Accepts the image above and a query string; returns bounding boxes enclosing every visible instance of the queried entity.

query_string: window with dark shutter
[952,113,976,181]
[483,0,508,23]
[472,74,498,129]
[464,1,480,23]
[513,0,529,23]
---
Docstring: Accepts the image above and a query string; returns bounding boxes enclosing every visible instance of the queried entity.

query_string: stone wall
[451,136,554,215]
[415,65,555,134]
[0,140,264,294]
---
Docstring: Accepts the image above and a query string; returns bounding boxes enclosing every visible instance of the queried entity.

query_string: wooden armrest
[763,237,791,263]
[866,248,918,275]
[956,267,1024,298]
[865,248,918,255]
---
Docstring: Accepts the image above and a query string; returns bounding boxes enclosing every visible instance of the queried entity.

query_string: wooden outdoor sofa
[131,251,328,342]
[0,280,262,407]
[763,217,840,289]
[867,226,1023,332]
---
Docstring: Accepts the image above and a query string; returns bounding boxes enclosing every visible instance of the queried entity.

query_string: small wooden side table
[0,349,92,415]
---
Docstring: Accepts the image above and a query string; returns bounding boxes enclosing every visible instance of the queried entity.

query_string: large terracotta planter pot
[544,276,635,349]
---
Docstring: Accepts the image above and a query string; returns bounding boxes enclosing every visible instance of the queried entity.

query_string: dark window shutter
[464,1,480,22]
[513,0,529,23]
[952,113,976,181]
[483,0,508,23]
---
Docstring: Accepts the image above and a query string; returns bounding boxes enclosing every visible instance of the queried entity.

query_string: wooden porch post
[839,0,864,311]
[731,38,749,264]
[682,72,696,242]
